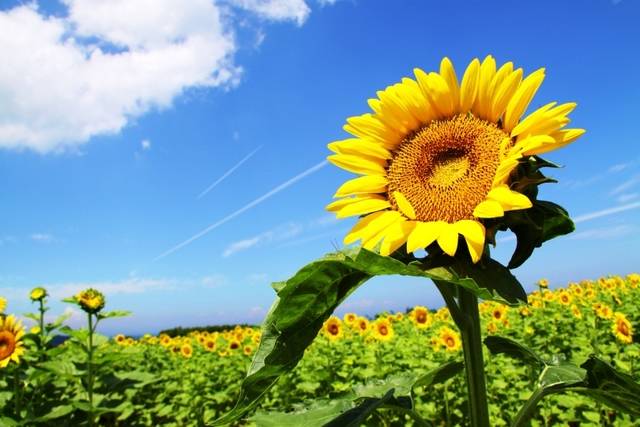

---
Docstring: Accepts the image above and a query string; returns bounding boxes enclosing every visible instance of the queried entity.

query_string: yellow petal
[509,134,555,157]
[486,185,532,211]
[503,68,545,132]
[344,210,400,245]
[489,68,523,122]
[327,154,387,176]
[415,68,455,118]
[328,138,391,160]
[455,220,486,263]
[526,128,585,155]
[437,223,459,257]
[334,175,388,198]
[440,57,460,110]
[326,197,359,212]
[510,102,557,137]
[336,197,391,218]
[380,220,415,256]
[406,221,447,252]
[487,62,514,100]
[473,200,505,218]
[393,191,417,220]
[492,156,520,186]
[473,55,497,119]
[459,58,480,112]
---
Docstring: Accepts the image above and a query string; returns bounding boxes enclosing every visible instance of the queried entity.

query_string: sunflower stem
[458,288,491,427]
[87,312,95,427]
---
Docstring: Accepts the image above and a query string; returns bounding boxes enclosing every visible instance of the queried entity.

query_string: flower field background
[1,273,639,426]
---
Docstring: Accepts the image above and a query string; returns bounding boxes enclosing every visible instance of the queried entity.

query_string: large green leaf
[249,400,354,427]
[212,248,521,425]
[483,336,545,368]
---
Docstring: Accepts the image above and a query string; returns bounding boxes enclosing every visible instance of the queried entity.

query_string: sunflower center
[445,337,455,347]
[328,323,339,335]
[618,322,630,336]
[416,312,427,324]
[387,114,506,222]
[0,331,16,360]
[379,325,388,335]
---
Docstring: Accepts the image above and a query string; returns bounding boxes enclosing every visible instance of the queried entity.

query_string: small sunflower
[228,340,241,351]
[409,306,431,329]
[323,316,344,341]
[438,326,461,352]
[519,307,531,317]
[326,56,582,261]
[356,317,370,335]
[181,343,193,358]
[160,335,172,347]
[343,312,358,326]
[538,279,549,289]
[372,318,394,342]
[0,315,25,368]
[571,305,582,319]
[594,303,613,320]
[486,321,498,334]
[114,334,126,345]
[30,287,48,302]
[557,290,572,306]
[0,297,6,313]
[204,338,217,352]
[612,313,633,344]
[243,345,254,356]
[75,288,105,314]
[491,304,508,322]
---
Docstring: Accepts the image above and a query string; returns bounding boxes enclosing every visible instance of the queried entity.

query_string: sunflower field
[1,273,639,426]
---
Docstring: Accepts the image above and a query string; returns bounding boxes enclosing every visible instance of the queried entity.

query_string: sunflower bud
[75,288,105,314]
[30,287,48,302]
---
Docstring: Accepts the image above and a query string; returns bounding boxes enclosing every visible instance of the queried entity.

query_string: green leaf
[37,405,74,421]
[506,200,574,269]
[323,389,395,427]
[538,362,586,389]
[249,399,354,427]
[212,248,474,425]
[0,417,18,427]
[571,356,640,416]
[97,310,131,320]
[483,336,545,368]
[412,361,464,390]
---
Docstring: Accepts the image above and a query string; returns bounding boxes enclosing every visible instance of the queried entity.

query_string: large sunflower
[327,56,583,262]
[0,315,26,368]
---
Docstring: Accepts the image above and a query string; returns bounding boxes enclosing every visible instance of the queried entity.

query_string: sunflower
[323,316,344,341]
[160,335,172,347]
[612,313,633,344]
[394,312,404,321]
[243,345,254,356]
[486,321,498,334]
[519,306,531,317]
[30,287,47,302]
[228,340,241,351]
[571,305,582,319]
[557,290,572,306]
[538,279,549,289]
[204,338,217,352]
[0,315,25,368]
[181,343,193,358]
[438,326,461,352]
[0,297,6,314]
[356,317,370,335]
[114,334,126,345]
[594,303,613,320]
[372,318,394,342]
[326,56,583,261]
[75,288,105,314]
[409,306,431,329]
[491,304,508,322]
[343,312,358,326]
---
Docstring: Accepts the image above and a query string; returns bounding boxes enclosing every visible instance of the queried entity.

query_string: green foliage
[160,324,257,338]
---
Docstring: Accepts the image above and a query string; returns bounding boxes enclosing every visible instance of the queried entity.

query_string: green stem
[444,381,451,426]
[511,388,547,427]
[38,300,45,356]
[87,313,95,427]
[458,289,491,427]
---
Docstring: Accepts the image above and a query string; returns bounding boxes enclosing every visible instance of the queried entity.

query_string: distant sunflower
[323,316,344,341]
[595,303,613,320]
[327,56,583,261]
[181,343,193,358]
[343,312,358,326]
[114,334,126,345]
[491,304,508,322]
[204,339,217,352]
[612,313,633,344]
[538,279,549,289]
[243,345,254,356]
[30,287,47,302]
[160,335,172,347]
[557,290,572,306]
[439,327,461,352]
[394,312,404,321]
[356,317,370,335]
[75,288,105,314]
[372,318,394,342]
[410,306,431,329]
[228,340,241,351]
[0,315,25,368]
[571,305,582,319]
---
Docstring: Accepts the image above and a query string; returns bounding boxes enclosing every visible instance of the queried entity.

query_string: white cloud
[0,1,239,153]
[573,201,640,223]
[30,233,54,243]
[222,222,303,257]
[141,139,151,150]
[616,193,638,204]
[230,0,310,25]
[610,174,640,196]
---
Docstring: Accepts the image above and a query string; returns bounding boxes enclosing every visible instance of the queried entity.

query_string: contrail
[197,145,263,199]
[155,160,328,261]
[498,201,640,243]
[573,201,640,223]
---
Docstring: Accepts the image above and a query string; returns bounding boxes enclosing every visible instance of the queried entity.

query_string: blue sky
[1,0,639,335]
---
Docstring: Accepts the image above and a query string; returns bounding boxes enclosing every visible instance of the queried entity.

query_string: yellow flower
[218,350,229,357]
[612,313,633,344]
[557,290,572,306]
[160,335,172,347]
[326,56,582,261]
[203,338,217,352]
[0,297,6,313]
[491,304,508,322]
[0,315,26,368]
[75,288,105,314]
[181,343,193,358]
[519,307,531,317]
[438,326,461,352]
[356,317,370,335]
[30,326,41,335]
[571,305,582,319]
[228,340,241,351]
[30,287,48,302]
[487,321,498,334]
[538,279,549,289]
[394,312,404,321]
[125,337,134,346]
[323,316,344,341]
[114,334,126,345]
[343,312,358,326]
[243,345,254,356]
[372,318,394,342]
[409,306,432,329]
[594,303,613,320]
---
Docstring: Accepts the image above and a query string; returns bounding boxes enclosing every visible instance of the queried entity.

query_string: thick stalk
[38,300,45,354]
[458,288,490,427]
[87,313,95,427]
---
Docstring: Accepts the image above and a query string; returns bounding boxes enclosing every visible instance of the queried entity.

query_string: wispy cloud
[616,193,638,204]
[197,145,263,199]
[141,139,151,150]
[573,201,640,223]
[223,222,303,257]
[30,233,54,243]
[610,174,640,196]
[155,159,328,261]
